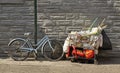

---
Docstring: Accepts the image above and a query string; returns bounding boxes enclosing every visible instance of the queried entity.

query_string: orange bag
[72,50,84,57]
[84,49,94,59]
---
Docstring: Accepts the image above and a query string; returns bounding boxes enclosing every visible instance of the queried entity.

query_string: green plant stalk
[89,17,98,31]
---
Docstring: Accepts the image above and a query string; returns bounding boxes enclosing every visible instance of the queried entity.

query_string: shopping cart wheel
[94,54,99,65]
[71,58,77,62]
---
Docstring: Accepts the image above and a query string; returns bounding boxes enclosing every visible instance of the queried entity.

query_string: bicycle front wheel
[8,39,30,61]
[43,40,64,61]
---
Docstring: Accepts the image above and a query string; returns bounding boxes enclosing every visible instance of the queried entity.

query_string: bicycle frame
[19,35,53,55]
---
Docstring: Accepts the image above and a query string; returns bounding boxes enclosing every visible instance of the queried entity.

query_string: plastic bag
[99,30,112,50]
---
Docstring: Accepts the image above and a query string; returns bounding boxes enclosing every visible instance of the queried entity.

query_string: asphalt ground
[0,57,120,73]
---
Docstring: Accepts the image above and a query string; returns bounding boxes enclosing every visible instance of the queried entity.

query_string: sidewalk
[0,57,120,73]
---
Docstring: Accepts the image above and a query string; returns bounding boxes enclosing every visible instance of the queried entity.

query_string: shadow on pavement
[63,56,120,65]
[98,57,120,65]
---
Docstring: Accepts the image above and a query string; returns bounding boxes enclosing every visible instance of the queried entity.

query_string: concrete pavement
[0,57,120,73]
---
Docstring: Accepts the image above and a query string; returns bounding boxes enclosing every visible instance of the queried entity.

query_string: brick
[25,1,34,6]
[21,15,34,20]
[0,20,15,26]
[54,26,66,32]
[107,33,119,39]
[104,29,111,33]
[0,33,10,39]
[72,20,84,26]
[42,20,55,26]
[39,8,62,13]
[0,39,9,45]
[108,16,120,20]
[79,15,87,20]
[115,7,120,12]
[56,20,72,26]
[38,13,49,19]
[50,1,62,6]
[63,0,78,3]
[66,13,79,20]
[14,7,34,13]
[63,3,77,6]
[38,2,50,7]
[113,21,120,26]
[38,0,49,3]
[0,26,9,32]
[105,20,113,25]
[111,39,120,47]
[84,20,91,27]
[91,2,108,7]
[0,0,24,3]
[50,13,66,20]
[48,0,63,3]
[111,27,120,33]
[46,31,59,36]
[10,27,25,32]
[114,2,120,7]
[50,15,65,20]
[2,7,15,13]
[66,27,83,33]
[0,14,9,20]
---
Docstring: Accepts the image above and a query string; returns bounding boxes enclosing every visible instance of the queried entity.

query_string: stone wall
[0,0,120,53]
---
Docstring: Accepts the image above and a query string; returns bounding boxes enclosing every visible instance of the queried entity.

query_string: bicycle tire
[8,39,30,61]
[43,40,64,61]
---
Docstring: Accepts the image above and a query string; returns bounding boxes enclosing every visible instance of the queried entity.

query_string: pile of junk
[63,18,112,64]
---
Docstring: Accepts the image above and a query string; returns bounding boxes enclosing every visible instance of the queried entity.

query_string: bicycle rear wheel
[43,40,64,61]
[8,39,30,61]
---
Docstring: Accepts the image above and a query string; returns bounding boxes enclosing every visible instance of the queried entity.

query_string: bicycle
[8,32,64,61]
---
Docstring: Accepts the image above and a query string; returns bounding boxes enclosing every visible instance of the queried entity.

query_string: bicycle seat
[24,32,32,36]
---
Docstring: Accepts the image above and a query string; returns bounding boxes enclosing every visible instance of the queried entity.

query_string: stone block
[0,0,120,52]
